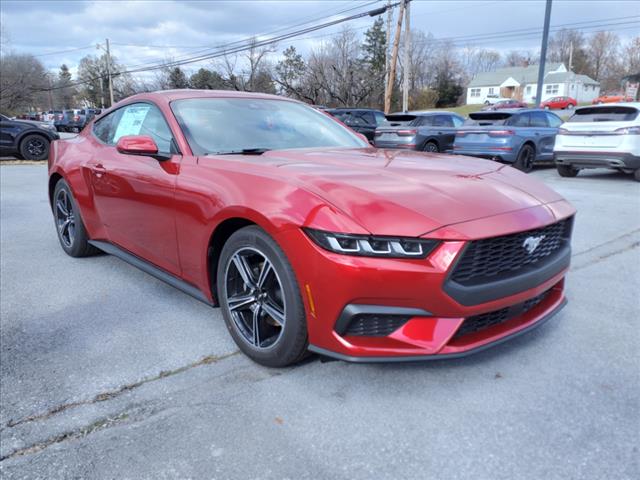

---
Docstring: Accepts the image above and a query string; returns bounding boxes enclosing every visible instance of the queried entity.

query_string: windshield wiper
[207,148,271,156]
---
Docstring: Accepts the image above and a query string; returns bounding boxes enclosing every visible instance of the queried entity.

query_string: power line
[33,45,95,57]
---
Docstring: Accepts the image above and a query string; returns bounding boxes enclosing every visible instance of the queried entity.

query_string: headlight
[303,228,439,259]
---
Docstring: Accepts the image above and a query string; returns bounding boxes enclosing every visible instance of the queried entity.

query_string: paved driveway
[1,165,638,479]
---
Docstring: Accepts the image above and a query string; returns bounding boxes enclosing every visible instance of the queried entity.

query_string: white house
[466,63,600,105]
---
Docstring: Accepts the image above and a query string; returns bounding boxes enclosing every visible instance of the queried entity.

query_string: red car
[541,96,577,110]
[48,90,575,366]
[484,99,529,110]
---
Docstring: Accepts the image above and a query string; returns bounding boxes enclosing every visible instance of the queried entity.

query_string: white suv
[554,102,640,181]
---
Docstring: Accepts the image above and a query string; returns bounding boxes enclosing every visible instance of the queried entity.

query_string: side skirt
[89,240,214,307]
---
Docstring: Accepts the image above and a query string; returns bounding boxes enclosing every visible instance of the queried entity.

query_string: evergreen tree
[189,68,227,90]
[168,67,189,89]
[58,64,74,108]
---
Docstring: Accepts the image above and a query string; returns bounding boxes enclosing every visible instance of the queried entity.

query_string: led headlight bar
[303,228,439,259]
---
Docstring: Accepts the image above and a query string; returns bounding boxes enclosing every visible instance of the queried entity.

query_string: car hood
[250,148,564,237]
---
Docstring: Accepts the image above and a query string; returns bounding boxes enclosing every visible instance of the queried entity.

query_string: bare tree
[587,31,620,82]
[0,53,48,114]
[623,36,640,74]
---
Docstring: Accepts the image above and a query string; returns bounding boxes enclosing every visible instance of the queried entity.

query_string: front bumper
[275,204,574,361]
[554,151,640,170]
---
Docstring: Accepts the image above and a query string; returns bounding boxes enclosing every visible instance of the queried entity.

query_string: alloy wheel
[224,247,286,349]
[55,188,76,248]
[26,138,46,158]
[424,142,438,152]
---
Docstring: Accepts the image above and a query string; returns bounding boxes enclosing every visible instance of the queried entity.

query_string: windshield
[171,97,367,155]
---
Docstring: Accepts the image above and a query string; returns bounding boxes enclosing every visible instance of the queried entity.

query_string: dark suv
[0,113,60,160]
[324,108,388,141]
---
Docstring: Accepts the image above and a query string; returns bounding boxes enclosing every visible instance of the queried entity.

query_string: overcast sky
[1,0,638,76]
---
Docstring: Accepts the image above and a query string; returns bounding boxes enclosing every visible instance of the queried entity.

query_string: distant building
[466,63,600,105]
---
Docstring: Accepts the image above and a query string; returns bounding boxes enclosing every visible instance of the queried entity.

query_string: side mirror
[116,135,170,161]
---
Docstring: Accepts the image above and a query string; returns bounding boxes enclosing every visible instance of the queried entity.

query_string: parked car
[48,90,575,366]
[483,94,511,105]
[55,108,101,132]
[483,99,529,110]
[592,93,634,104]
[373,112,465,152]
[452,109,563,172]
[541,96,577,110]
[554,102,640,181]
[0,113,60,160]
[324,108,388,141]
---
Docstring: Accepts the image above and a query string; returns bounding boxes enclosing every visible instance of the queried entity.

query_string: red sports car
[48,90,575,366]
[592,93,634,104]
[541,96,577,110]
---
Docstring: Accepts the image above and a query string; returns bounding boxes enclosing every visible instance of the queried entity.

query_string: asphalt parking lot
[0,164,638,479]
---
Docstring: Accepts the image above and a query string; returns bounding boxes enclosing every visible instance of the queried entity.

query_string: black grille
[344,314,410,337]
[451,219,572,285]
[453,290,549,340]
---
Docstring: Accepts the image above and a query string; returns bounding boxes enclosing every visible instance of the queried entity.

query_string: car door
[88,102,182,274]
[530,111,557,160]
[0,115,23,153]
[431,114,461,151]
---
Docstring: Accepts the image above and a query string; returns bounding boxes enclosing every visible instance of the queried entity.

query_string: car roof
[326,108,382,112]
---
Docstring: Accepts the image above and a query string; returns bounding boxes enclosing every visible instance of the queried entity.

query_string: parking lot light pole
[535,0,553,107]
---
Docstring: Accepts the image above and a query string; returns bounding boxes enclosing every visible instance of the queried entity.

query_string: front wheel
[19,134,49,160]
[514,144,535,173]
[557,164,579,178]
[217,226,308,367]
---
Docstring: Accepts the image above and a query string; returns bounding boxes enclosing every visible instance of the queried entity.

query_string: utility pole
[402,0,411,112]
[105,38,114,107]
[384,0,405,114]
[534,0,553,107]
[384,0,391,103]
[47,75,54,111]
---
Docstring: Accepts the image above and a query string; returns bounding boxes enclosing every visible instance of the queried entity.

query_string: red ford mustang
[48,90,575,366]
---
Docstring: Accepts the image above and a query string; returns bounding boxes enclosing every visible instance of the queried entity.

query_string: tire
[423,141,439,153]
[567,103,574,109]
[217,226,308,367]
[557,164,579,178]
[514,144,535,173]
[484,100,490,105]
[544,106,550,110]
[19,134,49,161]
[52,179,100,257]
[634,169,640,182]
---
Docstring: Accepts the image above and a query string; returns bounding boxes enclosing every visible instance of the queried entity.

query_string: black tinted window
[568,106,639,122]
[433,115,453,127]
[546,112,563,127]
[530,111,548,127]
[509,113,530,127]
[361,112,375,125]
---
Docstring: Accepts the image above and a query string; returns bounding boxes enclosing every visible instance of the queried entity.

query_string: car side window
[530,111,549,127]
[361,112,376,125]
[418,116,434,126]
[452,116,464,127]
[112,103,175,153]
[509,113,530,127]
[546,113,563,127]
[92,110,122,144]
[374,111,388,126]
[433,115,453,127]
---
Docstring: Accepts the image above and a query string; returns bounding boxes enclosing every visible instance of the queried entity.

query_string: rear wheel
[53,179,100,257]
[19,134,49,160]
[423,141,439,153]
[217,226,308,367]
[557,164,579,178]
[567,103,574,109]
[514,144,535,173]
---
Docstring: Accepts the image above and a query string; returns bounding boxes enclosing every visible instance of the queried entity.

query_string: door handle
[91,164,107,177]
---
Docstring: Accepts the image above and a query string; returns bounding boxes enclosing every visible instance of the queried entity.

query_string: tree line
[1,18,638,115]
